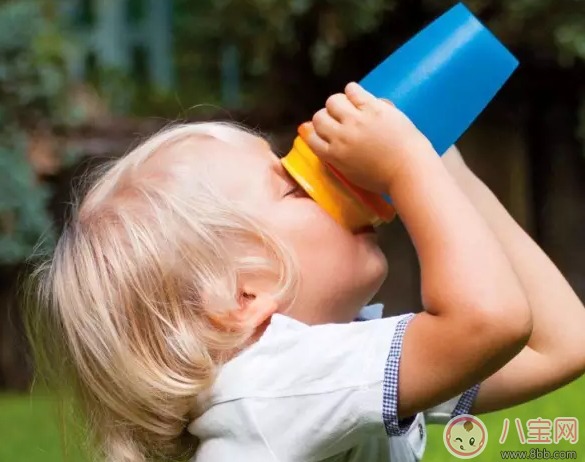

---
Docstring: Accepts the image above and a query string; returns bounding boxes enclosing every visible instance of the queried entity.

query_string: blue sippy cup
[282,3,519,231]
[360,2,519,155]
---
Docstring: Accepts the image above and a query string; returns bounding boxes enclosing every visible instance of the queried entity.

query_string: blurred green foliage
[174,0,585,143]
[175,0,585,85]
[186,0,391,75]
[173,0,394,108]
[0,1,74,264]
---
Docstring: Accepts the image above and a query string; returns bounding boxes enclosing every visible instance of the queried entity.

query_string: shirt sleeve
[234,313,416,461]
[424,384,481,425]
[382,313,417,436]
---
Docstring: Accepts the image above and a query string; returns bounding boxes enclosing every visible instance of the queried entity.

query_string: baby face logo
[443,414,488,459]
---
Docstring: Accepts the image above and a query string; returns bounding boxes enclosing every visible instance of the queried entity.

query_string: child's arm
[443,145,585,414]
[305,83,532,420]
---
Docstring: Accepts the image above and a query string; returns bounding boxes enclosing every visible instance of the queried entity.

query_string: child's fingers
[380,97,395,107]
[299,122,329,155]
[325,93,359,122]
[312,108,340,142]
[345,82,378,109]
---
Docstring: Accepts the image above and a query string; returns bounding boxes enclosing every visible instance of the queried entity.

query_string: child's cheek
[275,200,337,233]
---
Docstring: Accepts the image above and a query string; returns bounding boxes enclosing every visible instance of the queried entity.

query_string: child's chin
[368,252,389,284]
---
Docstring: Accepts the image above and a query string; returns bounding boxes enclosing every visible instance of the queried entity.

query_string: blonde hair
[26,122,298,462]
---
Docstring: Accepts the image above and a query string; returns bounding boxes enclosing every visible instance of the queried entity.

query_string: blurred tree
[60,0,174,115]
[173,0,585,142]
[0,0,77,390]
[0,1,75,265]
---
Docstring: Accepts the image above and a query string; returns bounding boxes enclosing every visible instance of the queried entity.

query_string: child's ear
[204,285,278,332]
[235,288,278,328]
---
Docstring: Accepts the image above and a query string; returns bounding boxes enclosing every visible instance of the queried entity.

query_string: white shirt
[188,306,479,462]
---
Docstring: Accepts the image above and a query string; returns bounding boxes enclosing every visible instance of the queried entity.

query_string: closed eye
[278,165,310,199]
[283,185,305,198]
[284,186,298,197]
[455,438,463,442]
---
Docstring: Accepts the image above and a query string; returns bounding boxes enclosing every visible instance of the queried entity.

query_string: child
[27,83,585,462]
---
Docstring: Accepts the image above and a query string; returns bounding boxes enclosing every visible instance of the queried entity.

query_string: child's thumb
[345,82,377,109]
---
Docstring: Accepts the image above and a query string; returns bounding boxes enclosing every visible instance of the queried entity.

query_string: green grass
[1,378,584,461]
[0,392,89,462]
[428,377,585,461]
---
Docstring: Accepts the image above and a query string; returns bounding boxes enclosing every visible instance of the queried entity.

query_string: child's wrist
[386,151,444,198]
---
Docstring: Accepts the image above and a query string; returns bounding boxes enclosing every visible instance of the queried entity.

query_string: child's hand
[301,82,435,194]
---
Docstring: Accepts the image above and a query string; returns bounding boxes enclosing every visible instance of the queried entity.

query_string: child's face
[205,133,388,324]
